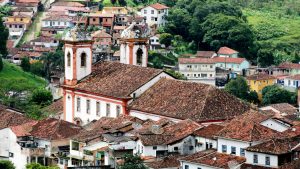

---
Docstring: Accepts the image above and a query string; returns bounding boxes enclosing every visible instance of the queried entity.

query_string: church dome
[62,25,92,42]
[121,22,150,39]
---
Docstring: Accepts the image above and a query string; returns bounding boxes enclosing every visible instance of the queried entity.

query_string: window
[106,103,110,117]
[80,52,87,67]
[253,154,258,164]
[240,148,245,156]
[231,146,236,155]
[96,101,100,116]
[116,105,121,117]
[86,100,90,114]
[151,17,155,21]
[201,74,207,77]
[222,145,227,153]
[58,21,60,26]
[19,25,23,28]
[189,146,194,150]
[174,147,178,151]
[151,10,154,14]
[93,18,96,22]
[184,165,189,169]
[67,52,71,67]
[76,97,81,112]
[144,10,147,14]
[71,141,79,151]
[288,80,291,85]
[210,65,213,68]
[154,17,157,21]
[153,146,157,150]
[136,48,143,64]
[265,156,270,166]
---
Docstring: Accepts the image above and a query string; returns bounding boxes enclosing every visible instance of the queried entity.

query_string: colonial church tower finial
[120,22,150,67]
[62,26,93,86]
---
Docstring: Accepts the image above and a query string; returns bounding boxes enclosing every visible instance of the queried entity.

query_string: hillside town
[0,0,300,169]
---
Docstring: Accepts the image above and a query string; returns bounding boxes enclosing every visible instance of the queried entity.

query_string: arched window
[136,48,143,64]
[80,52,87,67]
[67,52,71,67]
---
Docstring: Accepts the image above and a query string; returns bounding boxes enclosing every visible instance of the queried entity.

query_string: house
[149,34,162,51]
[48,6,90,17]
[15,0,40,14]
[216,111,280,157]
[5,14,31,37]
[91,29,112,50]
[51,1,85,8]
[193,124,224,152]
[278,62,300,75]
[145,155,181,169]
[129,78,250,124]
[247,74,276,100]
[101,7,128,15]
[217,46,239,58]
[12,7,34,17]
[140,3,169,28]
[179,149,246,169]
[178,57,216,85]
[260,103,299,121]
[30,36,59,48]
[42,98,63,119]
[282,74,300,91]
[42,15,74,30]
[88,13,115,31]
[213,57,250,74]
[135,119,201,157]
[196,51,216,58]
[245,137,300,168]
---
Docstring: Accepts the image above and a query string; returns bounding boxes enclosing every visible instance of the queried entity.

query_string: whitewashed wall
[260,119,290,132]
[195,137,217,152]
[245,151,278,168]
[217,138,252,157]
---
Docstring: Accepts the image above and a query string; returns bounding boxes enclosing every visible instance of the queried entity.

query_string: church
[61,23,173,125]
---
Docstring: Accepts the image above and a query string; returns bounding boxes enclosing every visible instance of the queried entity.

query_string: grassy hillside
[0,61,46,87]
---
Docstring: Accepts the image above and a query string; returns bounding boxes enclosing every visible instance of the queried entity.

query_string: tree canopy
[0,160,15,169]
[20,57,31,72]
[0,16,9,58]
[118,154,147,169]
[262,85,297,105]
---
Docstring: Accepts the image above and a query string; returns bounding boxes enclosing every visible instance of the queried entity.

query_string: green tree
[201,14,254,60]
[30,61,45,77]
[0,160,15,169]
[0,16,9,58]
[118,154,147,169]
[98,1,104,11]
[257,48,275,67]
[0,55,3,72]
[224,76,249,100]
[20,57,31,72]
[31,88,53,107]
[247,91,259,104]
[152,57,163,69]
[118,0,127,6]
[159,33,173,48]
[40,50,64,80]
[164,68,186,80]
[262,85,297,105]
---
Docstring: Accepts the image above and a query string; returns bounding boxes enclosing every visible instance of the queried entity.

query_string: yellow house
[247,74,276,100]
[101,7,128,15]
[5,14,32,30]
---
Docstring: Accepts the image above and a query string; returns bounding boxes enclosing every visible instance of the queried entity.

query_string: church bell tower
[120,22,150,67]
[62,26,93,86]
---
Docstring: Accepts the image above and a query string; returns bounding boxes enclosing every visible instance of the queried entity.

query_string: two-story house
[140,3,169,28]
[88,13,115,32]
[178,58,216,85]
[247,74,276,100]
[217,46,239,58]
[213,57,250,75]
[5,14,32,38]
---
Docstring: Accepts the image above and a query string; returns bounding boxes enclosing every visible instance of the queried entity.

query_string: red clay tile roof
[92,30,112,38]
[213,57,246,64]
[43,15,72,22]
[130,78,250,123]
[278,62,300,70]
[193,124,224,139]
[146,155,181,169]
[196,51,216,58]
[12,7,33,12]
[52,1,85,7]
[74,61,163,99]
[217,111,280,142]
[89,13,114,17]
[246,74,276,80]
[42,98,63,116]
[178,57,215,64]
[268,103,298,115]
[217,46,238,55]
[180,150,246,169]
[30,118,83,140]
[282,124,300,138]
[246,137,300,155]
[0,109,36,130]
[148,3,169,10]
[10,121,38,137]
[286,74,300,80]
[138,119,201,146]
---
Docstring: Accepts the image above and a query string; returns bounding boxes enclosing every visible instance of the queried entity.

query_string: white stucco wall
[134,140,168,157]
[217,138,252,157]
[140,6,168,27]
[168,136,196,155]
[42,20,73,28]
[129,110,182,123]
[260,119,290,132]
[180,161,218,169]
[195,137,217,152]
[0,128,30,169]
[179,63,216,85]
[245,151,278,168]
[120,42,148,67]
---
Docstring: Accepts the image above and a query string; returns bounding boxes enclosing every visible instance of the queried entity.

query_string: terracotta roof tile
[0,109,35,130]
[148,3,169,10]
[193,124,224,139]
[196,51,216,58]
[217,46,238,55]
[30,118,83,140]
[146,155,181,169]
[286,74,300,80]
[278,62,300,70]
[213,57,246,64]
[178,57,215,64]
[246,137,300,155]
[74,61,163,99]
[42,98,63,116]
[91,30,112,38]
[180,150,246,169]
[246,74,276,80]
[217,111,281,142]
[52,1,85,7]
[130,78,250,123]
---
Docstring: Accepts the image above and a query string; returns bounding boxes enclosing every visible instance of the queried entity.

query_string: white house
[217,46,239,58]
[149,34,162,51]
[140,3,169,28]
[282,74,300,91]
[42,15,74,29]
[260,118,292,132]
[30,36,59,48]
[178,57,216,85]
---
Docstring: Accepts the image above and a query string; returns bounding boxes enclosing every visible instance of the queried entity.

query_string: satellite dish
[151,125,164,135]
